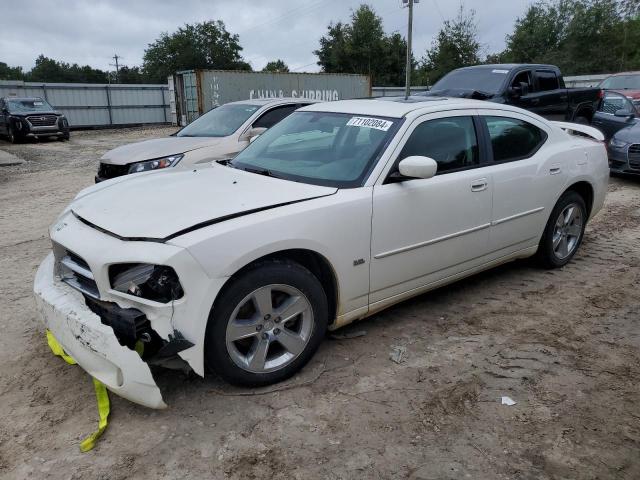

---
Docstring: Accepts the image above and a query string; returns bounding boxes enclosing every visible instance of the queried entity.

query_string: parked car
[592,90,639,140]
[95,98,315,182]
[592,90,640,174]
[421,64,601,123]
[34,97,608,408]
[0,96,70,143]
[598,71,640,106]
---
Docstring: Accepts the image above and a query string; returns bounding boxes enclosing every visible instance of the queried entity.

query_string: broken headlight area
[83,296,193,362]
[127,154,183,174]
[109,263,184,303]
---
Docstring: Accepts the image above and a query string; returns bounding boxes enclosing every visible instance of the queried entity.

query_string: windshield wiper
[243,167,279,178]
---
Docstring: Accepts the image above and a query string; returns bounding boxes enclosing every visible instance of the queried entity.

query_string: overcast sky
[1,0,532,74]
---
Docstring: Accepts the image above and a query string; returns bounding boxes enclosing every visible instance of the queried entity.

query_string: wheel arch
[564,180,594,217]
[211,248,340,327]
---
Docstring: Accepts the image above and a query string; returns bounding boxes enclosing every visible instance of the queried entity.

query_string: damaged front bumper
[35,253,167,408]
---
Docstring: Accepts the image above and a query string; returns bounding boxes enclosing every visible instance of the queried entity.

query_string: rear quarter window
[484,116,548,162]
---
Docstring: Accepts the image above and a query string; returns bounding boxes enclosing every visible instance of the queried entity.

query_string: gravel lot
[1,127,639,479]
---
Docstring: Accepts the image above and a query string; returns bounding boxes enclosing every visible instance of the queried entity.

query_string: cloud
[0,0,531,77]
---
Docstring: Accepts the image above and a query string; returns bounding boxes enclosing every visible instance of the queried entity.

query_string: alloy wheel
[552,203,583,260]
[225,284,314,373]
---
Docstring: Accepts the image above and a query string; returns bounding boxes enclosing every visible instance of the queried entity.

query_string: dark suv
[0,97,70,143]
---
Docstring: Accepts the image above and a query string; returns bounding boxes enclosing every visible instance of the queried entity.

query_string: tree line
[1,0,639,85]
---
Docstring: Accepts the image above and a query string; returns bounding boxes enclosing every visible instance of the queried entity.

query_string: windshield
[231,111,399,188]
[431,68,509,94]
[7,98,55,112]
[600,74,640,90]
[177,103,260,137]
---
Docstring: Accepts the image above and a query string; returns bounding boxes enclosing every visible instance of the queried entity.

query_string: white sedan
[34,97,608,408]
[95,98,315,182]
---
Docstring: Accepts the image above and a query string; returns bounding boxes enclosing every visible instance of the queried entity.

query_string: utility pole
[110,54,121,83]
[403,0,416,99]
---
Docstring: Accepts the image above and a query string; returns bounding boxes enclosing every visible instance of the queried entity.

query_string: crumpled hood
[100,136,224,165]
[71,164,337,240]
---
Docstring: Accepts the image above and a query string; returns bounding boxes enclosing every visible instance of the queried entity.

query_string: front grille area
[26,115,58,127]
[97,163,129,181]
[628,144,640,170]
[56,247,100,298]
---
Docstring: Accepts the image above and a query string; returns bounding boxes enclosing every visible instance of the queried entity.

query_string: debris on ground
[501,396,516,406]
[390,345,407,364]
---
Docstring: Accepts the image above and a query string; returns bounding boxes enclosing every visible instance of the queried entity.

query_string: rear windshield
[7,98,54,112]
[177,103,260,138]
[431,68,509,94]
[600,75,640,90]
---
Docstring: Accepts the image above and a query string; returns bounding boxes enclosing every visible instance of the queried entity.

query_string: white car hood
[71,165,337,240]
[100,136,225,165]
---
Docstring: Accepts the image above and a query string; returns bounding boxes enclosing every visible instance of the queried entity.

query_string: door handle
[471,179,488,192]
[549,166,562,175]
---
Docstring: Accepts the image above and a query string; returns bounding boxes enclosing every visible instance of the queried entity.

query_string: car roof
[230,97,320,106]
[451,63,559,71]
[299,96,519,119]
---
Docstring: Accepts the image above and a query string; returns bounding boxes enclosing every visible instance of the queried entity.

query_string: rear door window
[535,70,560,91]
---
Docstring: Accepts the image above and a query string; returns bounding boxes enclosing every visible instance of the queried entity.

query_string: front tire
[205,260,328,387]
[7,126,18,144]
[537,191,587,268]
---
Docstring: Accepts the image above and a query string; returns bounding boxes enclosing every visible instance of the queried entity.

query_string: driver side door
[369,111,493,306]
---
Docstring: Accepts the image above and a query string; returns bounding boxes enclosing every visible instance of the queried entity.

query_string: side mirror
[614,108,634,118]
[240,127,267,142]
[398,156,438,179]
[508,86,522,98]
[518,81,530,96]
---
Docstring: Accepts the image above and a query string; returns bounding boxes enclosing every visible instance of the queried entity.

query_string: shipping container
[0,81,170,128]
[172,70,371,125]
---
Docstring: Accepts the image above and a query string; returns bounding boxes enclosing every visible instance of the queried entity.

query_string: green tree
[314,5,409,86]
[262,59,289,73]
[25,55,108,82]
[115,66,150,84]
[0,62,24,80]
[499,0,640,74]
[418,5,480,85]
[142,20,250,82]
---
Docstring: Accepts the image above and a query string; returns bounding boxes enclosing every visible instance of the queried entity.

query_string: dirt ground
[0,127,639,480]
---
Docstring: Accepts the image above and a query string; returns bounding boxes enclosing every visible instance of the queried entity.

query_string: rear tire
[537,191,587,268]
[205,260,328,387]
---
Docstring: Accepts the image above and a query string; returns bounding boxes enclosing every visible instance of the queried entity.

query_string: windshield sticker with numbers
[346,117,393,131]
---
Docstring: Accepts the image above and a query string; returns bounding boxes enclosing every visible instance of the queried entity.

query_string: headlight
[128,154,184,174]
[609,137,628,149]
[109,263,184,303]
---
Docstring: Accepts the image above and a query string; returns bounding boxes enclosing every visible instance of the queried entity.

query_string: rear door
[369,111,493,305]
[530,70,568,120]
[591,91,639,140]
[478,110,566,256]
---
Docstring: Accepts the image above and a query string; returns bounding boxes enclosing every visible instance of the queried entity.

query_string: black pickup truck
[421,64,601,124]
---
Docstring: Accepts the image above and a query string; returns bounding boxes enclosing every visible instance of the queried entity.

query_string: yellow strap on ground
[79,378,110,452]
[45,329,111,452]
